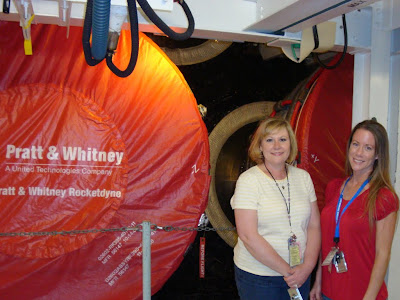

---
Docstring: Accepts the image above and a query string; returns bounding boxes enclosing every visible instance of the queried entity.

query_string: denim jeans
[234,264,311,300]
[322,294,332,300]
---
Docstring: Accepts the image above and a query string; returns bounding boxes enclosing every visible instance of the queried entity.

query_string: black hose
[82,0,102,66]
[105,0,139,77]
[82,0,195,77]
[83,0,139,75]
[313,14,347,70]
[312,25,319,50]
[137,0,194,41]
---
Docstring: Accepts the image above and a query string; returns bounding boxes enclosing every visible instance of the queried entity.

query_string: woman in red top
[310,119,399,300]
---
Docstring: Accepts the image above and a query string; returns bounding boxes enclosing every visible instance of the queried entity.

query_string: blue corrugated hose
[91,0,110,60]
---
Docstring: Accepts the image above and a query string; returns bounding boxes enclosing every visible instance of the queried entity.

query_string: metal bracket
[58,0,72,37]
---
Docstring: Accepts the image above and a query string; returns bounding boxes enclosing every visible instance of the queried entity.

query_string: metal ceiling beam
[0,0,381,50]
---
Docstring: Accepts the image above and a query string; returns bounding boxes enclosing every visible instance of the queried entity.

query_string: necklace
[264,164,292,229]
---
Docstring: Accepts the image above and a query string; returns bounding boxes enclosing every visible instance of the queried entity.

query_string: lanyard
[264,165,292,230]
[334,177,370,244]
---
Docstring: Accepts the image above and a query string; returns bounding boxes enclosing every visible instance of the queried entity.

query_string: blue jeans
[234,264,311,300]
[322,295,332,300]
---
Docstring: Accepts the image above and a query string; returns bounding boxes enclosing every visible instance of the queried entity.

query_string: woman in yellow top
[231,117,321,299]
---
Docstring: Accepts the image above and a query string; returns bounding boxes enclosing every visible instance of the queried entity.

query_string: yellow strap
[24,39,33,55]
[23,14,35,29]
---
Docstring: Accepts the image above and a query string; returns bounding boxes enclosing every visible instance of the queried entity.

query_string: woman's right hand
[309,281,322,300]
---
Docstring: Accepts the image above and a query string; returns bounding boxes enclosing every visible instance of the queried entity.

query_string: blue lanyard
[334,177,370,244]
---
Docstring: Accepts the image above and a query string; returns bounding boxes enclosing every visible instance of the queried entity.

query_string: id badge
[288,235,301,267]
[288,287,303,300]
[333,250,348,273]
[322,247,338,266]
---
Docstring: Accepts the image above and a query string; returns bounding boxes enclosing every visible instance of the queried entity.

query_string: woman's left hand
[283,264,312,288]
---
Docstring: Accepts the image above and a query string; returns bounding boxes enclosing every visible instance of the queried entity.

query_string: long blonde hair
[345,120,399,226]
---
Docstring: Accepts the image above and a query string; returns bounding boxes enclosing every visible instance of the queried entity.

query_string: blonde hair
[345,119,399,226]
[248,118,298,164]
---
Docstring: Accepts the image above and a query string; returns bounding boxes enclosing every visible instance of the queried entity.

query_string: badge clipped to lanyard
[322,246,348,273]
[288,233,301,267]
[322,177,369,273]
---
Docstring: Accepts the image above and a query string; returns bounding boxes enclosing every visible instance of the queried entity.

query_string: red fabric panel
[295,55,353,211]
[0,84,127,258]
[0,21,210,299]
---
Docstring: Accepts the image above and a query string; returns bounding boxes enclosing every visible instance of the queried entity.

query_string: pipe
[142,221,151,300]
[91,0,110,60]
